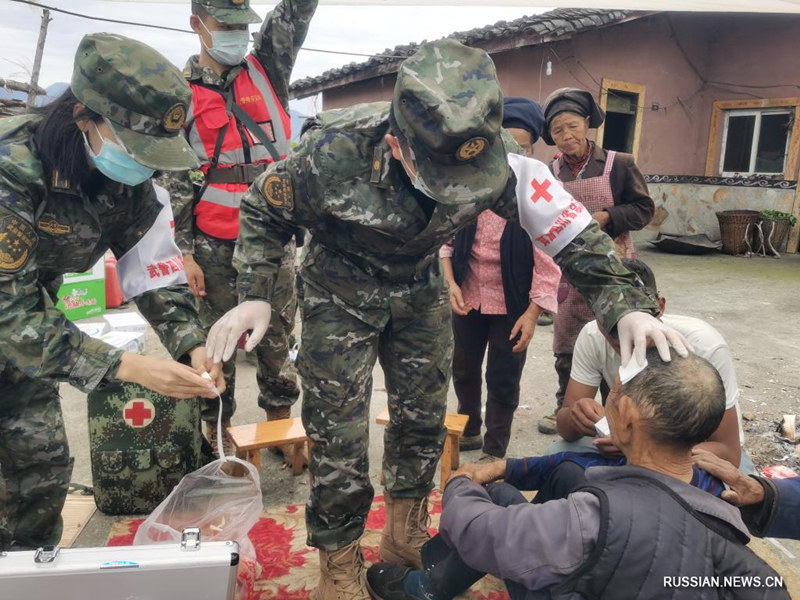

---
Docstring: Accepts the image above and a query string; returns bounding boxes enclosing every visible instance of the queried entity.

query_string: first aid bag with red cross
[88,382,210,515]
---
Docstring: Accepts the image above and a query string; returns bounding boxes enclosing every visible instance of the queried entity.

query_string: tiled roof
[290,8,643,98]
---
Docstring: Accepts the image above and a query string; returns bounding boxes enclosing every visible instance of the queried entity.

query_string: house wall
[318,13,800,248]
[325,73,396,109]
[644,182,796,242]
[321,13,799,176]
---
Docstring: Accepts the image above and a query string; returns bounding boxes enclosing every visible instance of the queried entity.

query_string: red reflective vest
[189,55,291,240]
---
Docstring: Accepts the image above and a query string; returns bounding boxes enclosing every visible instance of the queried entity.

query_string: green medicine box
[56,258,106,321]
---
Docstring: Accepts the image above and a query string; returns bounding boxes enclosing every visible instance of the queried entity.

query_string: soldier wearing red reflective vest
[162,0,317,460]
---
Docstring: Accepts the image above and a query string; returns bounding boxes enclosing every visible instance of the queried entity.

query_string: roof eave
[289,11,656,100]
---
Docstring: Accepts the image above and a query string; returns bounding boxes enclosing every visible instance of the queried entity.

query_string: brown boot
[379,494,431,569]
[266,407,309,473]
[204,419,234,458]
[313,540,371,600]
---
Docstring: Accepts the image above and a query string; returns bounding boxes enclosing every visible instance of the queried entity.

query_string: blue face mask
[84,124,155,187]
[201,20,249,67]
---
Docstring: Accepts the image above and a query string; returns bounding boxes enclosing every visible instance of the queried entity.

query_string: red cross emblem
[530,178,553,204]
[123,399,155,428]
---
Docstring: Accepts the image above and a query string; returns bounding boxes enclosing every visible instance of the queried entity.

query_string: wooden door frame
[596,78,646,161]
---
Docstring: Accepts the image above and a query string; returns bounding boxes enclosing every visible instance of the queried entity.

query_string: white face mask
[398,146,436,200]
[200,20,249,66]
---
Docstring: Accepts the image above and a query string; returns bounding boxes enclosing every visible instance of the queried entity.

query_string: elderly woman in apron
[537,88,655,435]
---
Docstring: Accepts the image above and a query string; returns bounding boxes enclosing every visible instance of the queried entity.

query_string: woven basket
[754,218,792,255]
[716,210,759,255]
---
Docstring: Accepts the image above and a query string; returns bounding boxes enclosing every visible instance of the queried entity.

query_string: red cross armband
[508,153,592,257]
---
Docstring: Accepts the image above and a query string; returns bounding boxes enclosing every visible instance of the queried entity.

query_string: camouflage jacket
[163,0,318,255]
[235,103,658,331]
[0,115,205,392]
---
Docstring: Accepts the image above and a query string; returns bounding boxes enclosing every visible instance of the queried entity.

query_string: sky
[0,1,553,115]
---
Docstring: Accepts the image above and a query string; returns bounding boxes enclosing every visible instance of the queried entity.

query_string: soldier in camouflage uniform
[0,33,223,551]
[159,0,317,460]
[207,40,688,598]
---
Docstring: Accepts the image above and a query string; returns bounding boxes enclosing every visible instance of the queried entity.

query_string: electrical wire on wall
[7,0,397,59]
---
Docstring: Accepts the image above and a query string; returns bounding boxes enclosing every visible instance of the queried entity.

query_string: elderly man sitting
[555,258,748,471]
[366,348,788,600]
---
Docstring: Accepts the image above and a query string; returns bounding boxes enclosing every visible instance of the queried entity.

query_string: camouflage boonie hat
[71,33,199,171]
[392,38,507,206]
[192,0,261,25]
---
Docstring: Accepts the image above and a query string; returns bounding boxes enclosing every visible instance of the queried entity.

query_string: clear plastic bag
[134,401,262,599]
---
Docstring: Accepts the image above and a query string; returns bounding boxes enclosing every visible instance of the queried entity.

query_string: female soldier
[537,88,654,435]
[0,33,223,550]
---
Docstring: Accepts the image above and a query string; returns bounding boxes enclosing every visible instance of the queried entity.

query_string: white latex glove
[617,311,692,367]
[206,300,272,363]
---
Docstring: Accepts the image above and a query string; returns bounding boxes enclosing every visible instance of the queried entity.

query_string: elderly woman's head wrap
[542,88,605,145]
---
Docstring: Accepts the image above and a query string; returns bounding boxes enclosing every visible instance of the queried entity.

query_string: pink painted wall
[321,13,800,177]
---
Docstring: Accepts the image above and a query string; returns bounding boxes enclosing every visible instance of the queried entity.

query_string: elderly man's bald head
[619,347,725,449]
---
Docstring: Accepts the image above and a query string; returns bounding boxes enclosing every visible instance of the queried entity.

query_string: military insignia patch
[456,137,488,162]
[370,146,384,184]
[51,170,73,192]
[0,213,37,273]
[37,218,72,235]
[263,173,293,210]
[123,398,155,429]
[163,103,187,133]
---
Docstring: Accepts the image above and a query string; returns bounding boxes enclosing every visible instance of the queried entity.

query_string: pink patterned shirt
[440,210,561,316]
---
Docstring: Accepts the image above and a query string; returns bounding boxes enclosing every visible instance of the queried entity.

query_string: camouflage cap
[392,39,507,206]
[71,33,199,171]
[192,0,261,25]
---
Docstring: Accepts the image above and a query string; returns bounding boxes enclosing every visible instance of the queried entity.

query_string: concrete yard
[60,242,800,589]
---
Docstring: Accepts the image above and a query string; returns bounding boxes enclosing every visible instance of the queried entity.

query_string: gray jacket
[439,466,763,593]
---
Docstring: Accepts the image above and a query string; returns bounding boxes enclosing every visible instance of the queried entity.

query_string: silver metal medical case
[0,529,238,600]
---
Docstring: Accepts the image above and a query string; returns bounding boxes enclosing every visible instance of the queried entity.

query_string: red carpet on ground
[108,492,508,599]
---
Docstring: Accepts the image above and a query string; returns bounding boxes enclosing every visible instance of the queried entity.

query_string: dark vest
[541,471,789,600]
[451,219,534,324]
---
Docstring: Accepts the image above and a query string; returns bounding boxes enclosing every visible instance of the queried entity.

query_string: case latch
[34,546,60,564]
[181,527,201,551]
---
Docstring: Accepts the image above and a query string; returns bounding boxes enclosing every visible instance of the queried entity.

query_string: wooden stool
[227,418,308,475]
[376,408,469,489]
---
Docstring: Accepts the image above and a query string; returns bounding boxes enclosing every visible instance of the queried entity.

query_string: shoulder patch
[263,173,294,211]
[0,212,37,273]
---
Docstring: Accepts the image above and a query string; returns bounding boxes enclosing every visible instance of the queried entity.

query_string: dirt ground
[61,242,800,575]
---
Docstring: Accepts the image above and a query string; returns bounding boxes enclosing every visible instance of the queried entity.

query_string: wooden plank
[705,102,723,176]
[58,494,96,548]
[787,186,800,253]
[445,413,469,436]
[597,78,646,161]
[449,433,460,469]
[783,105,800,183]
[713,97,800,111]
[227,418,307,452]
[440,438,453,490]
[247,449,262,471]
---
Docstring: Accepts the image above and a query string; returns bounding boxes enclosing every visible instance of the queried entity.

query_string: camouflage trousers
[298,284,452,551]
[193,233,300,421]
[0,362,73,550]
